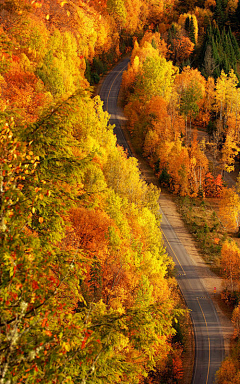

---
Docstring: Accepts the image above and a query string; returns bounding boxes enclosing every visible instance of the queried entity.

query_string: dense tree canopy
[0,2,186,382]
[2,0,240,382]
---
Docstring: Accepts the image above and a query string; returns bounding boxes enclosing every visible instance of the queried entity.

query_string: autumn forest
[1,0,240,382]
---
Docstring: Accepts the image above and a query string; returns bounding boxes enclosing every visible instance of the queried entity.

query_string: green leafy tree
[135,54,176,102]
[180,81,202,142]
[0,117,85,383]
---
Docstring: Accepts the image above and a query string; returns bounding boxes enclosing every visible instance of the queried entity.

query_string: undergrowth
[174,195,229,276]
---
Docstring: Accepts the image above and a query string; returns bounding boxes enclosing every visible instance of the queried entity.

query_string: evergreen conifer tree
[229,28,240,60]
[189,17,196,44]
[200,23,240,80]
[214,0,227,28]
[185,16,190,32]
[235,1,240,27]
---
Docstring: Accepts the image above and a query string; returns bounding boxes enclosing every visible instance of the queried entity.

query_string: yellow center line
[161,230,186,275]
[197,298,211,384]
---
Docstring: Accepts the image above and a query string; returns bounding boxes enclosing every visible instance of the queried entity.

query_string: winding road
[98,57,225,384]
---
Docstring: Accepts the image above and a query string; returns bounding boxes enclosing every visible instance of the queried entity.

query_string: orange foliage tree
[123,36,211,197]
[0,1,187,382]
[171,36,194,64]
[0,90,180,383]
[232,304,240,338]
[216,359,239,384]
[198,76,215,127]
[203,173,223,197]
[2,70,50,122]
[220,240,240,293]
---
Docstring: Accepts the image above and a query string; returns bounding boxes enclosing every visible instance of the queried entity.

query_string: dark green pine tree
[214,0,227,28]
[222,0,228,12]
[189,16,196,44]
[199,25,216,77]
[222,52,231,74]
[198,32,209,70]
[226,33,237,66]
[185,16,190,32]
[199,22,240,79]
[207,22,213,38]
[229,28,240,60]
[235,1,240,28]
[167,24,177,53]
[213,23,221,44]
[212,39,221,77]
[229,0,240,29]
[222,28,230,58]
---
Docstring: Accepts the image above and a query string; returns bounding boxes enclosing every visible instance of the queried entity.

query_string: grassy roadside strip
[173,195,240,281]
[173,196,227,275]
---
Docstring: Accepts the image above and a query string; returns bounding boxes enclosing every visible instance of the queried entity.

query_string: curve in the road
[99,58,132,156]
[98,57,225,384]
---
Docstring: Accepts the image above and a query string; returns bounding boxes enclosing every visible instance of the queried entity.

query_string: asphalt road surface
[98,57,225,384]
[161,213,224,384]
[99,58,132,155]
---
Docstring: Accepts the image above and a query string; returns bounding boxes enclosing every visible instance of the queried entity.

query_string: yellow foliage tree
[198,76,215,126]
[188,135,209,195]
[124,0,144,34]
[232,304,240,338]
[122,55,141,101]
[193,7,213,36]
[220,240,240,292]
[221,124,240,173]
[215,70,239,133]
[174,66,206,142]
[219,188,240,231]
[140,31,168,57]
[135,51,176,102]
